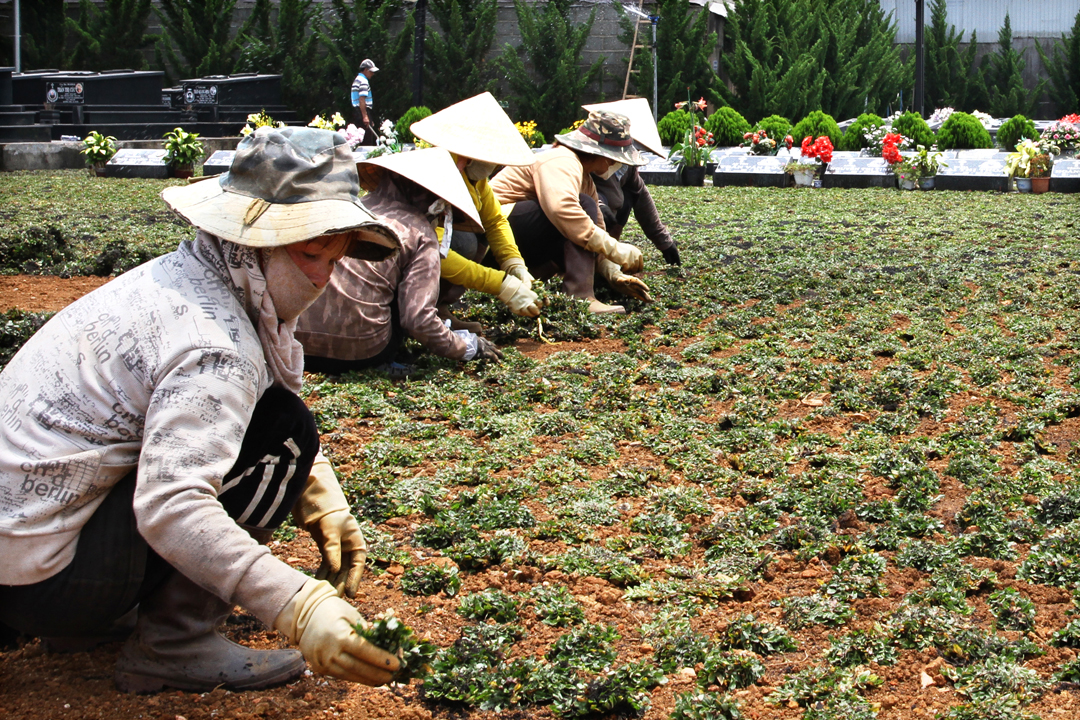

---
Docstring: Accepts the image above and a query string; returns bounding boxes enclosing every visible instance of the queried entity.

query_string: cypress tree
[154,0,253,80]
[236,0,325,117]
[924,0,971,111]
[319,0,415,125]
[501,0,603,139]
[1036,7,1080,116]
[621,0,722,116]
[20,0,68,70]
[978,14,1044,118]
[424,0,499,111]
[65,0,157,71]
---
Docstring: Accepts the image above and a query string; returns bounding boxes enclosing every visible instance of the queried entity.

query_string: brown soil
[4,277,1080,720]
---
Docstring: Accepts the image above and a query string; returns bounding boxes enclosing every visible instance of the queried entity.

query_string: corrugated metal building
[881,1,1080,43]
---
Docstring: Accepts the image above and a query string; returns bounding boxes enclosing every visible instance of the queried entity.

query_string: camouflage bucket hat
[162,127,400,260]
[554,110,646,166]
[583,98,666,158]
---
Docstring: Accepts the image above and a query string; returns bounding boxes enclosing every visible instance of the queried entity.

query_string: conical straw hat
[357,148,483,227]
[583,98,665,157]
[410,92,536,167]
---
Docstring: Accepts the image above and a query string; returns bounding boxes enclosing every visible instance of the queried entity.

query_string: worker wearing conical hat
[409,93,542,331]
[584,98,681,266]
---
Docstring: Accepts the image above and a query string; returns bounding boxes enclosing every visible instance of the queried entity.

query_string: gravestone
[936,155,1008,192]
[639,154,681,186]
[823,155,894,189]
[202,150,235,176]
[0,67,13,106]
[1051,158,1080,193]
[713,154,788,188]
[953,149,1010,161]
[103,149,170,179]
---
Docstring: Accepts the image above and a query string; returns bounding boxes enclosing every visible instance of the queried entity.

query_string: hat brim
[162,176,400,261]
[583,98,666,158]
[554,130,646,166]
[409,92,536,167]
[355,148,483,227]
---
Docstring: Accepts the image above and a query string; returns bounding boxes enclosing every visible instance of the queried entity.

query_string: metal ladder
[622,0,649,100]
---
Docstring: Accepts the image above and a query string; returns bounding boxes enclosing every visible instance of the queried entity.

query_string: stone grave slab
[936,156,1008,192]
[823,155,894,188]
[1051,158,1080,193]
[639,155,681,186]
[202,150,235,176]
[103,149,170,179]
[713,154,788,188]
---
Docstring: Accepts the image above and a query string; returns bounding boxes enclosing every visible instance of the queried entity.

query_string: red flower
[784,135,794,149]
[882,142,902,165]
[1061,113,1080,125]
[812,136,833,164]
[883,133,903,146]
[801,136,814,158]
[743,131,753,139]
[694,97,708,112]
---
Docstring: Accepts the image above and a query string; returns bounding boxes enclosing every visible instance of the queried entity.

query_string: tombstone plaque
[823,155,893,188]
[202,150,235,176]
[937,156,1008,192]
[103,149,170,179]
[1051,158,1080,193]
[639,154,681,187]
[713,154,788,188]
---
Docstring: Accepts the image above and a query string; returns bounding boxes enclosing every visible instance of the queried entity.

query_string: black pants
[598,185,637,236]
[506,194,599,277]
[0,386,319,638]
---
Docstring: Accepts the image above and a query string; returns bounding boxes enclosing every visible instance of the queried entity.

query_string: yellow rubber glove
[584,226,643,273]
[500,257,535,286]
[274,579,399,685]
[292,453,367,597]
[497,274,542,318]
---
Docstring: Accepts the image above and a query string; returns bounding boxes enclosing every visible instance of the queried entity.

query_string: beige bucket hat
[408,92,535,167]
[356,148,483,227]
[583,98,666,157]
[554,110,646,166]
[162,127,399,260]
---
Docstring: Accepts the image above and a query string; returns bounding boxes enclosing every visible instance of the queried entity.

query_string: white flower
[331,112,346,128]
[246,112,261,123]
[240,125,254,136]
[971,110,994,129]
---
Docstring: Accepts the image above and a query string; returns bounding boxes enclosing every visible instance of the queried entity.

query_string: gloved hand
[497,274,541,318]
[661,244,681,266]
[475,337,504,362]
[274,579,399,685]
[292,454,368,598]
[500,257,535,286]
[584,227,643,273]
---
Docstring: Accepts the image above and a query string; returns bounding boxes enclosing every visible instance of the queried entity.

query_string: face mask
[465,160,498,182]
[263,247,325,322]
[598,162,623,180]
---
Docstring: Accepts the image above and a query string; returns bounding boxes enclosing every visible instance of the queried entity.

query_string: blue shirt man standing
[351,59,379,146]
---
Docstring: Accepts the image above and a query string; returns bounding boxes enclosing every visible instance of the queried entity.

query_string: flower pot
[899,178,917,191]
[1031,177,1050,194]
[171,164,195,179]
[1015,177,1032,193]
[918,177,936,190]
[681,166,706,187]
[792,168,815,187]
[92,161,107,177]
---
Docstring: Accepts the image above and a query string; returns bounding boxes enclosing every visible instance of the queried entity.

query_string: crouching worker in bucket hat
[0,127,405,693]
[296,147,504,375]
[490,110,653,314]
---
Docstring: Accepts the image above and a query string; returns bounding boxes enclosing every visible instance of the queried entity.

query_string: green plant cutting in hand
[352,609,437,683]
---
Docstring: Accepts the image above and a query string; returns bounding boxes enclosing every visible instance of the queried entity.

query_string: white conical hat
[356,148,482,227]
[582,98,665,157]
[409,92,536,167]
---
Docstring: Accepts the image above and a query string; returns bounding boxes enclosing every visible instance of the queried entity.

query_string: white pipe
[14,0,21,73]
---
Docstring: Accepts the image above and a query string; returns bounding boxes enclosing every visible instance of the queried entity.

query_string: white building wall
[882,0,1080,43]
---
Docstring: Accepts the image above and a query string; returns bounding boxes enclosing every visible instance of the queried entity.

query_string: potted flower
[895,144,946,190]
[669,95,712,186]
[163,127,205,179]
[80,131,117,176]
[1040,114,1079,158]
[785,136,832,187]
[1004,138,1042,193]
[1029,152,1053,194]
[740,129,777,156]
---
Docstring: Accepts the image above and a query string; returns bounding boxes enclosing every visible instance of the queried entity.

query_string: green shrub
[996,114,1038,151]
[752,115,792,143]
[790,110,841,147]
[892,112,936,149]
[837,113,884,151]
[936,111,993,149]
[705,107,751,147]
[658,109,694,145]
[395,106,433,144]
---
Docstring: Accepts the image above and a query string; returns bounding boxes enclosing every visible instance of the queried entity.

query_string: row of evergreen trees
[3,0,1077,138]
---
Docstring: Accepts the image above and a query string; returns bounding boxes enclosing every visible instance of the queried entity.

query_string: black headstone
[822,155,894,189]
[0,67,12,106]
[936,155,1009,192]
[202,150,235,176]
[103,149,170,179]
[181,74,282,107]
[1051,158,1080,193]
[638,154,681,187]
[713,154,788,188]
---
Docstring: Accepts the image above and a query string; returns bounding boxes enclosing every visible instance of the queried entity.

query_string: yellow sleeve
[471,177,523,266]
[440,250,505,296]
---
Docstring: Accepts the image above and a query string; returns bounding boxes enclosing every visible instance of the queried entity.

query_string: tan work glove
[292,453,367,597]
[497,274,541,318]
[274,579,399,685]
[500,257,535,286]
[584,226,643,273]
